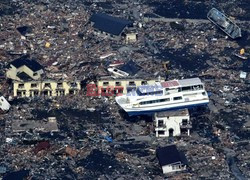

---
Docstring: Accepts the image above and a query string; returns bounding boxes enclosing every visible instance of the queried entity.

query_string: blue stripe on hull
[127,102,209,116]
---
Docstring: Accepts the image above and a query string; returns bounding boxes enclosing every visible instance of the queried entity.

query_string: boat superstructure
[115,78,209,115]
[207,8,241,39]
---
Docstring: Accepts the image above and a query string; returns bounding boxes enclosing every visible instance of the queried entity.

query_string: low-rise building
[154,109,191,137]
[156,145,188,174]
[13,80,81,97]
[95,77,164,96]
[6,56,44,81]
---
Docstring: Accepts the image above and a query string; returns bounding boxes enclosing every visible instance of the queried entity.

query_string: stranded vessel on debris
[115,78,209,116]
[207,8,241,39]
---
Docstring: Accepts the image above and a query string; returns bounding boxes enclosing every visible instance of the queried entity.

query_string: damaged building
[154,109,191,137]
[6,56,44,81]
[90,13,133,40]
[94,77,164,96]
[156,145,188,174]
[13,80,81,97]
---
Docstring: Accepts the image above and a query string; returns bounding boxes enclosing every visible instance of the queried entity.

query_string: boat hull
[118,99,209,116]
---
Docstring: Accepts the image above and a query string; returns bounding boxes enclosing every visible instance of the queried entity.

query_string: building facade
[96,77,164,96]
[154,109,191,137]
[13,80,81,97]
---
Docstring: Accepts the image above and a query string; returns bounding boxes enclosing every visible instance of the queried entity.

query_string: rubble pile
[0,0,249,179]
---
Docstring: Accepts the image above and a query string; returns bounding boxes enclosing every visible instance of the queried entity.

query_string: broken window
[158,120,164,127]
[57,82,63,88]
[115,81,121,86]
[18,84,24,88]
[103,82,109,86]
[44,83,51,88]
[158,131,165,135]
[70,82,77,87]
[17,91,22,96]
[69,90,75,95]
[182,119,188,125]
[31,83,37,88]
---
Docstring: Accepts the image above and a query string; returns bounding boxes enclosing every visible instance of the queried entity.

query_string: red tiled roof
[161,80,179,88]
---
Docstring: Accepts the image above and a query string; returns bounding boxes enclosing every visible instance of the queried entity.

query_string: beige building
[125,33,137,43]
[13,80,81,97]
[154,109,191,137]
[6,56,44,81]
[96,77,164,96]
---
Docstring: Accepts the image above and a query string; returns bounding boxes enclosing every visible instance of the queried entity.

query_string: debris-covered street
[0,0,249,179]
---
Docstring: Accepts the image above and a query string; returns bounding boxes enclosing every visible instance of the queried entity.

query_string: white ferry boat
[115,78,209,116]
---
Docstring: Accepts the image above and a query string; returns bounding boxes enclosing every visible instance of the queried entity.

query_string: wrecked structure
[6,56,44,81]
[156,145,188,174]
[207,8,242,39]
[0,0,249,179]
[90,13,133,40]
[154,109,191,137]
[12,117,58,133]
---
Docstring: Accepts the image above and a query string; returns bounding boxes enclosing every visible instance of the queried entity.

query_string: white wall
[0,96,11,111]
[155,115,190,137]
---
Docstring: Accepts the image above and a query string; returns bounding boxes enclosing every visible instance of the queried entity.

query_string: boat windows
[173,96,182,100]
[182,86,192,91]
[136,88,163,96]
[141,81,147,85]
[193,85,203,90]
[139,98,170,105]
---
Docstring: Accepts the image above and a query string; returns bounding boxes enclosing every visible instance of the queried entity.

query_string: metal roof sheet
[178,78,202,87]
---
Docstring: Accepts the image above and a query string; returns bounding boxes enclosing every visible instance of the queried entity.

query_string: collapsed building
[90,12,133,40]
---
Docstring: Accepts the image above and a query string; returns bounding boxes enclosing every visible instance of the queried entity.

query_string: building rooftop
[118,60,142,76]
[10,56,43,72]
[156,145,188,166]
[90,13,133,36]
[161,78,202,88]
[178,78,202,87]
[12,117,59,133]
[155,108,189,118]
